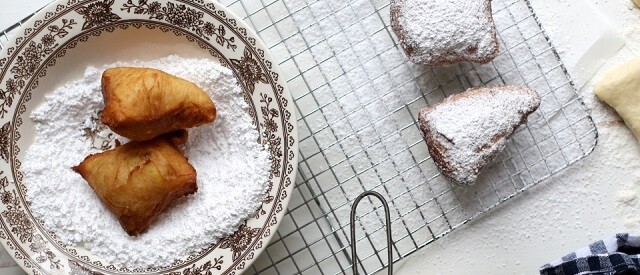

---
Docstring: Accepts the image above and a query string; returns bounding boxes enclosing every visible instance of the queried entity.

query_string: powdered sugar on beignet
[391,0,499,66]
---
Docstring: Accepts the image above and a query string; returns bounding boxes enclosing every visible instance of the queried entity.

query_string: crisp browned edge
[71,130,197,236]
[390,0,500,66]
[100,67,217,141]
[418,86,541,185]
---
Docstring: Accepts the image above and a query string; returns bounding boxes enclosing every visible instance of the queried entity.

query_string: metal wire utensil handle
[351,191,393,275]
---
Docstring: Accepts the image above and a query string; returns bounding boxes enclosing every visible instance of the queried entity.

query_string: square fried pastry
[391,0,499,66]
[418,86,540,185]
[101,67,216,141]
[73,130,197,236]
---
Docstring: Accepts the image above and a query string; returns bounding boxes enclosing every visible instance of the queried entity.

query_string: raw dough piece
[418,86,541,185]
[73,130,197,236]
[390,0,499,66]
[101,67,216,141]
[594,57,640,142]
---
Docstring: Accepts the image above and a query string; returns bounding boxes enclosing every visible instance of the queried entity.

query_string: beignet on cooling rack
[101,67,216,141]
[73,130,197,236]
[418,86,540,185]
[390,0,499,66]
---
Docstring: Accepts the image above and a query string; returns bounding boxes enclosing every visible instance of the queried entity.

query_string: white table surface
[1,0,639,274]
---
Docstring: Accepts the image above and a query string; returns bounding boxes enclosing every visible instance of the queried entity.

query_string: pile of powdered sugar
[394,0,497,64]
[22,55,271,268]
[420,87,541,185]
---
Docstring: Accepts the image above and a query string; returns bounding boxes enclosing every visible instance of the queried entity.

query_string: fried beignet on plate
[73,130,197,236]
[101,67,216,141]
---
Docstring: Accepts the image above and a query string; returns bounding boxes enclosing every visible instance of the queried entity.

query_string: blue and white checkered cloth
[540,233,640,275]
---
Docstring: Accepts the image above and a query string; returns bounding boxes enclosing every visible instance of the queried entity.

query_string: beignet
[73,130,197,236]
[390,0,499,66]
[101,67,216,141]
[418,86,540,185]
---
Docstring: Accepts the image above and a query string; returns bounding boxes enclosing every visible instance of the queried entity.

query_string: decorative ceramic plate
[0,0,297,273]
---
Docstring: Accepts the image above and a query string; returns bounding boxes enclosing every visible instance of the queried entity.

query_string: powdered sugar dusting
[22,55,271,268]
[421,87,541,185]
[393,0,498,65]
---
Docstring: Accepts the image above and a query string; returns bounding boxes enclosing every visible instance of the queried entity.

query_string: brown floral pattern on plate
[0,19,76,118]
[219,223,261,261]
[0,122,9,162]
[231,48,269,94]
[82,111,117,151]
[167,257,223,275]
[76,0,122,30]
[0,0,297,274]
[69,260,100,275]
[121,0,238,50]
[0,171,62,270]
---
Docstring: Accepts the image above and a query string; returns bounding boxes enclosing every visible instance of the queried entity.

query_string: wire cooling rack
[220,0,598,274]
[1,0,598,274]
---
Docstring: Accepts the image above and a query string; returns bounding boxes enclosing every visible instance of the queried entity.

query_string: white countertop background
[1,0,639,274]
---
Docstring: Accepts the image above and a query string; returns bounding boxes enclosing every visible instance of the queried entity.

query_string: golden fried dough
[101,67,216,141]
[73,130,197,236]
[594,58,640,144]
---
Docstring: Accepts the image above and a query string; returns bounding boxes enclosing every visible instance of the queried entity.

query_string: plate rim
[0,0,298,274]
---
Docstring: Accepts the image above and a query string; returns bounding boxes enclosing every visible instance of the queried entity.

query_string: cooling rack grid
[0,0,597,273]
